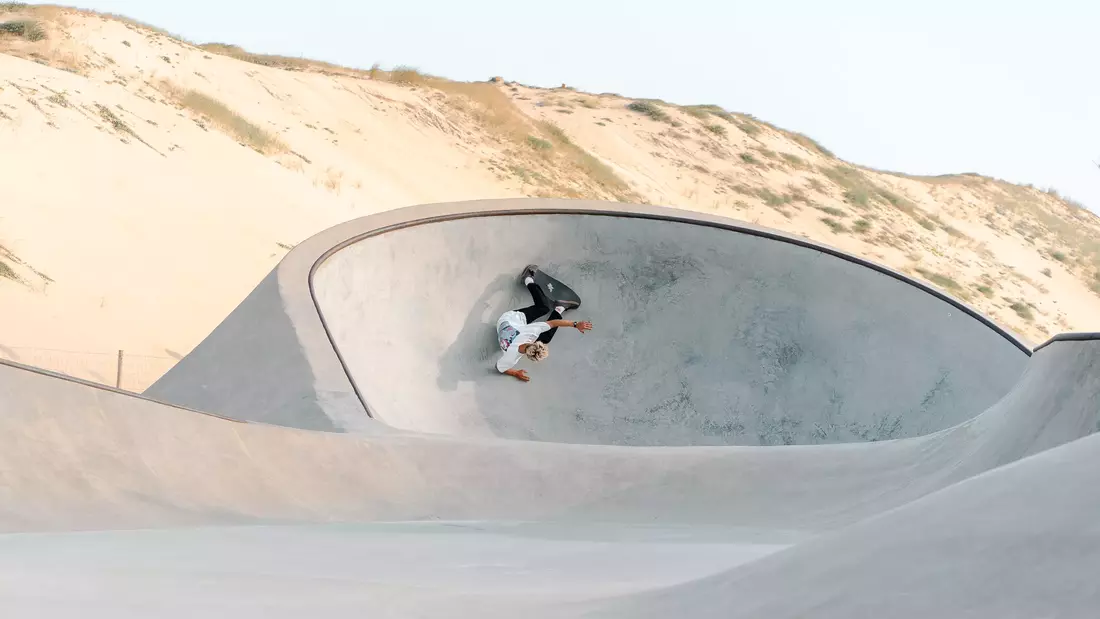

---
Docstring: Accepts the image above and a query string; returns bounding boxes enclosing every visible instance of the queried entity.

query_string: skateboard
[529,267,582,310]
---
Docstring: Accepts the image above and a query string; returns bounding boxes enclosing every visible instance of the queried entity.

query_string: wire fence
[0,346,177,392]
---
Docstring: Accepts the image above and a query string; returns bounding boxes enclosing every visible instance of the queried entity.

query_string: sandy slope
[2,6,1099,389]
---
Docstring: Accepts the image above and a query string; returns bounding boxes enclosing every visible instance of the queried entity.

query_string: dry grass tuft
[0,256,16,281]
[198,43,378,77]
[537,120,632,198]
[731,114,762,136]
[387,65,428,85]
[418,73,632,201]
[183,91,283,153]
[95,104,135,135]
[434,80,531,142]
[161,83,284,154]
[780,152,806,169]
[46,92,69,107]
[684,104,735,123]
[786,131,833,157]
[756,187,791,207]
[820,164,928,220]
[0,242,33,284]
[817,205,847,218]
[92,10,189,40]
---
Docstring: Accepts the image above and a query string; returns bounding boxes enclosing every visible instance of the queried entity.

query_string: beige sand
[2,7,1098,389]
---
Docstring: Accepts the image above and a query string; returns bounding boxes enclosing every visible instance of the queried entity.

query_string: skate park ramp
[149,199,1030,444]
[4,199,1100,616]
[311,207,1029,445]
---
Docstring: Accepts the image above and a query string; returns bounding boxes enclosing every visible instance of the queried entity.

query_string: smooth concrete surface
[2,336,1096,534]
[313,212,1026,445]
[584,429,1100,619]
[0,523,789,618]
[0,336,1097,616]
[3,199,1097,617]
[146,199,1029,436]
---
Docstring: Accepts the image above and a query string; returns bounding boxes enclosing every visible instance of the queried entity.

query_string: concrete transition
[1,198,1097,617]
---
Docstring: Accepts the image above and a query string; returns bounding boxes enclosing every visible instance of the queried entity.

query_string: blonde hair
[525,341,549,362]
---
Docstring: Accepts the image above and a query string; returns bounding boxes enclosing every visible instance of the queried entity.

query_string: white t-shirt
[495,310,552,373]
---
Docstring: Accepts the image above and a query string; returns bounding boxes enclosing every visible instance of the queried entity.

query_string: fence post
[116,349,124,389]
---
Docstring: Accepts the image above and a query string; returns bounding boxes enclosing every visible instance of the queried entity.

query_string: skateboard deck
[531,268,582,310]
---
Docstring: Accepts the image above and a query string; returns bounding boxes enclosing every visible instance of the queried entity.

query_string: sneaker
[520,264,539,282]
[556,299,580,311]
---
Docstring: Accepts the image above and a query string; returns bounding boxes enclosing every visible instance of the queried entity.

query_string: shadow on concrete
[436,273,519,394]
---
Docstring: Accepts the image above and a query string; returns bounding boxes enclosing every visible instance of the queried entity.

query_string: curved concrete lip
[289,198,1032,429]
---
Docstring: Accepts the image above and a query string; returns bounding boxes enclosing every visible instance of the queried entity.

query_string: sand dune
[2,5,1098,389]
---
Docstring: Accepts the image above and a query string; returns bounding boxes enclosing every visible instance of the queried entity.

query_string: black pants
[515,282,562,344]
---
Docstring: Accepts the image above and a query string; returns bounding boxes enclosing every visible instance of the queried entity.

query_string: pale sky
[74,0,1100,212]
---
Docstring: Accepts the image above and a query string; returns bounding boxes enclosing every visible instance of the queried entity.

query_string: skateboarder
[496,265,593,382]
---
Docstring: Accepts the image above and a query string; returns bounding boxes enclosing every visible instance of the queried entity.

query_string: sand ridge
[1,5,1098,389]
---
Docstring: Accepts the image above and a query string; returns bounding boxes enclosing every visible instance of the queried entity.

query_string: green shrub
[787,188,810,204]
[705,124,727,136]
[626,100,670,122]
[739,152,758,165]
[853,219,872,234]
[1009,301,1034,321]
[756,188,789,207]
[914,267,961,291]
[0,19,44,41]
[821,217,848,233]
[780,153,805,168]
[844,187,870,207]
[526,135,552,151]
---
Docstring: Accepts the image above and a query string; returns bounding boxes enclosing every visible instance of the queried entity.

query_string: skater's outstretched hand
[547,319,594,333]
[506,369,531,382]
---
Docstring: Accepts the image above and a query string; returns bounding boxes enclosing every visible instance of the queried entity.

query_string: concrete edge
[0,357,244,424]
[275,198,1034,422]
[1033,332,1100,352]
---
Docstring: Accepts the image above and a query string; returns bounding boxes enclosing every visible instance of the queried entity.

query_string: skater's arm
[547,319,593,333]
[503,368,530,382]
